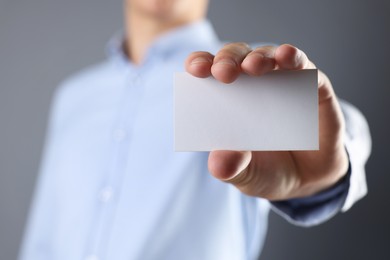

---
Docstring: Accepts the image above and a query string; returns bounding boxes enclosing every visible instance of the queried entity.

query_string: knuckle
[224,41,251,49]
[218,42,252,57]
[253,45,276,55]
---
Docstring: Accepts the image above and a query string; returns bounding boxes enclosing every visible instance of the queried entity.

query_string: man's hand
[185,43,349,200]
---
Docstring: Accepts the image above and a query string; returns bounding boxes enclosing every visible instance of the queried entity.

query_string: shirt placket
[83,67,146,260]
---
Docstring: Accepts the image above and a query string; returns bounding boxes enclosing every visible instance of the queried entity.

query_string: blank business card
[174,70,318,151]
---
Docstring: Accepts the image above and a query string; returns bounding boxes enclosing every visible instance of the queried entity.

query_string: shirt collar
[106,19,219,67]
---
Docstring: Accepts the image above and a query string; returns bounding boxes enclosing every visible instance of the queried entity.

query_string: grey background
[0,0,388,259]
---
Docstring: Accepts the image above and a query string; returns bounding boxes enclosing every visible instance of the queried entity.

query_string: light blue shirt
[20,20,371,260]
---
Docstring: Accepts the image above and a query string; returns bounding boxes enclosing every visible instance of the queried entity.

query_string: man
[20,0,371,259]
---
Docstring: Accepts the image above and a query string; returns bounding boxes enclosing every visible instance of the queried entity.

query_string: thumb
[208,151,252,183]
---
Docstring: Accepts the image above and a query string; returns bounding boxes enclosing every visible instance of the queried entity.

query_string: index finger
[185,51,214,78]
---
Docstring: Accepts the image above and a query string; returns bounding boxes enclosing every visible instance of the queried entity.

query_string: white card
[174,70,318,151]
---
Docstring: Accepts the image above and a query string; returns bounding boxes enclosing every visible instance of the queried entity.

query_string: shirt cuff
[271,162,351,227]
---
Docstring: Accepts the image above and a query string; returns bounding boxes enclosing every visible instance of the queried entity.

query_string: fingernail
[248,52,265,59]
[215,59,237,67]
[294,49,303,67]
[190,57,211,65]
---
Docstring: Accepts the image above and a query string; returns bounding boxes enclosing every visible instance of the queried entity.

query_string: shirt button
[85,255,99,260]
[113,129,126,142]
[99,186,114,203]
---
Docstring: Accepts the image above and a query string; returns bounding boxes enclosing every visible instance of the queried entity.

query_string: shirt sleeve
[271,99,371,227]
